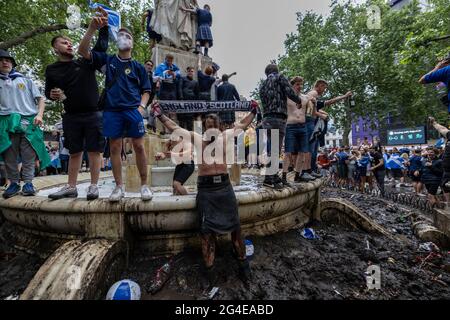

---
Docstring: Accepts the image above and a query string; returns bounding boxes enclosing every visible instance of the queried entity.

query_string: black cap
[0,49,17,68]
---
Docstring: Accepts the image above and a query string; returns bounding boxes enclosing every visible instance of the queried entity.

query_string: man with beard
[45,8,109,200]
[151,100,259,286]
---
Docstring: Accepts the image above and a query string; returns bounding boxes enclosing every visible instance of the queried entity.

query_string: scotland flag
[88,1,121,40]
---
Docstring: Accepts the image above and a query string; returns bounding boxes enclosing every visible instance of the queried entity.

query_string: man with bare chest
[282,76,316,185]
[151,100,259,287]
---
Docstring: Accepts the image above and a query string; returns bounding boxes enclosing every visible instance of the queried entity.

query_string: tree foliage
[0,0,153,126]
[278,0,450,144]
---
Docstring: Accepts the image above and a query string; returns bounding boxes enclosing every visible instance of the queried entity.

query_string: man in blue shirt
[419,54,450,113]
[79,16,153,202]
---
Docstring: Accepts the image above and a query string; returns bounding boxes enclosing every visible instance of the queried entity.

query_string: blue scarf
[0,69,24,81]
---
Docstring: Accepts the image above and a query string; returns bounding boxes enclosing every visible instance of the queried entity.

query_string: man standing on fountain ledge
[78,16,153,202]
[151,100,259,286]
[0,50,49,199]
[45,10,110,201]
[305,81,352,179]
[259,63,302,189]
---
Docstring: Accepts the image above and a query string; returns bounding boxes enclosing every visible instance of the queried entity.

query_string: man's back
[260,73,299,116]
[217,82,239,101]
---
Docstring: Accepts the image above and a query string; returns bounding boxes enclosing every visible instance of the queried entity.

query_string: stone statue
[150,0,198,51]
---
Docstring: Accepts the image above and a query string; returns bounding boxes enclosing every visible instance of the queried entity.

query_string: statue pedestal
[152,44,213,78]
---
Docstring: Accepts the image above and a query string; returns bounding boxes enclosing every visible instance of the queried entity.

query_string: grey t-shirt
[0,76,43,116]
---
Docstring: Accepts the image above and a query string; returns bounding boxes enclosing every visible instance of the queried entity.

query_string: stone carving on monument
[150,0,197,51]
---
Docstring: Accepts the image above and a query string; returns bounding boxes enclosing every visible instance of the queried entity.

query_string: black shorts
[425,183,440,196]
[62,112,105,154]
[408,171,421,182]
[173,162,195,185]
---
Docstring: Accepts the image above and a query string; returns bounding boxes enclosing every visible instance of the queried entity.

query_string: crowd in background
[315,136,450,207]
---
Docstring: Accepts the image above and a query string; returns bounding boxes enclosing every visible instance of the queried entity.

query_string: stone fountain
[0,45,324,300]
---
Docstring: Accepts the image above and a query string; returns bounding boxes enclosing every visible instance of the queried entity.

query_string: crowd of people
[1,4,449,286]
[316,125,450,207]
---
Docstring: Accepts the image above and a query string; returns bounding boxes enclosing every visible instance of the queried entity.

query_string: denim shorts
[284,123,308,153]
[306,117,316,153]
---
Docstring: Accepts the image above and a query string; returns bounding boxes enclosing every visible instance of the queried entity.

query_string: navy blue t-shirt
[91,51,151,111]
[409,155,423,172]
[337,151,349,165]
[424,65,450,111]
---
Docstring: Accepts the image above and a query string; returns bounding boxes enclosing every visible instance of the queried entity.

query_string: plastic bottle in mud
[147,262,172,294]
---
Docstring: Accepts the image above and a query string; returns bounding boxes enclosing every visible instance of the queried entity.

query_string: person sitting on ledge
[151,100,259,287]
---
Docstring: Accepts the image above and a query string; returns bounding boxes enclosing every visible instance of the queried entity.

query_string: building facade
[351,117,379,146]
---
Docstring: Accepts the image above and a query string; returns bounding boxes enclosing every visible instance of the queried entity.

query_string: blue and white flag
[88,1,121,41]
[435,137,445,148]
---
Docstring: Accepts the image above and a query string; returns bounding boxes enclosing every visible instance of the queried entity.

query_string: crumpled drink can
[245,239,254,258]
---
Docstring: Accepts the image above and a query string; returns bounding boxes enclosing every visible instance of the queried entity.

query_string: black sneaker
[263,177,283,190]
[281,178,292,187]
[311,171,323,178]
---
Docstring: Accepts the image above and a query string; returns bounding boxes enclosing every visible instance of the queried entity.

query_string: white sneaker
[109,185,124,202]
[141,185,153,201]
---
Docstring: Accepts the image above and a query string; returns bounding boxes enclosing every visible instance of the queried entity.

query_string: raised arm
[234,100,259,131]
[151,102,199,139]
[429,117,450,137]
[180,6,197,14]
[78,8,108,60]
[325,91,352,107]
[141,11,149,31]
[419,60,450,84]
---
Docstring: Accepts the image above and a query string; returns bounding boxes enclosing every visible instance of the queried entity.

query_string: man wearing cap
[0,49,50,198]
[78,15,153,202]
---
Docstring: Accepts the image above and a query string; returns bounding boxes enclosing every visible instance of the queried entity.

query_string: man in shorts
[78,14,153,202]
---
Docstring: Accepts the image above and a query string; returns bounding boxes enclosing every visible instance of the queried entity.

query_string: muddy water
[0,240,43,299]
[1,187,449,299]
[121,188,450,300]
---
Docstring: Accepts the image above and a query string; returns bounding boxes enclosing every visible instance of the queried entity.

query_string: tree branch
[0,24,69,50]
[425,34,450,44]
